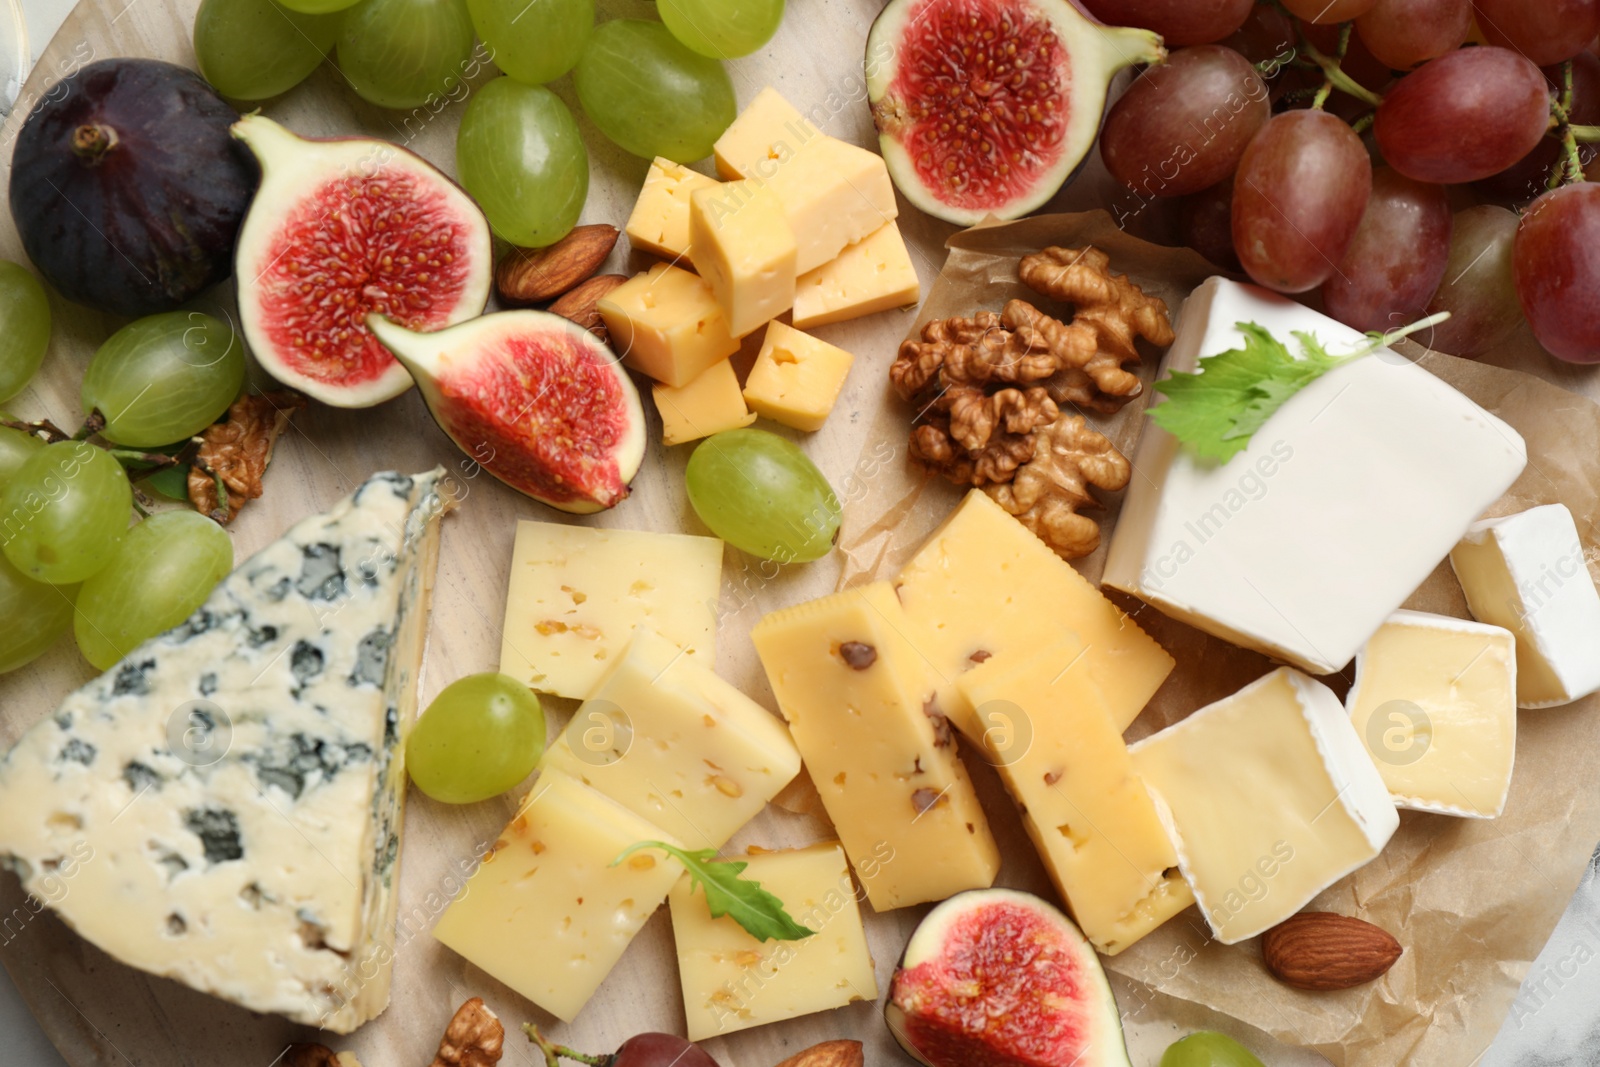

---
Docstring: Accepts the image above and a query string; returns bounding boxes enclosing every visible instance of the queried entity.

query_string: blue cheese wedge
[0,470,450,1032]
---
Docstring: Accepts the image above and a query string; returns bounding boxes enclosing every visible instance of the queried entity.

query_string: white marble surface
[3,3,1600,1064]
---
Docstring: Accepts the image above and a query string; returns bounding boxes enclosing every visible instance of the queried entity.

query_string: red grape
[1232,109,1372,292]
[1355,0,1471,69]
[1321,167,1451,332]
[1282,0,1377,24]
[611,1033,720,1067]
[1077,0,1254,46]
[1474,0,1600,67]
[1514,182,1600,362]
[1424,205,1523,358]
[1100,47,1271,198]
[1475,52,1600,205]
[1221,4,1297,72]
[1374,47,1552,183]
[1179,177,1241,270]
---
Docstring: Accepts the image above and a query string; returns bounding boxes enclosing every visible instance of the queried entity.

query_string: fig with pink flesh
[886,888,1132,1067]
[368,311,645,514]
[231,114,493,408]
[865,0,1165,226]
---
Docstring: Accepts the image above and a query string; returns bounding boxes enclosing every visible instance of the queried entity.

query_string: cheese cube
[714,86,822,181]
[541,628,802,848]
[689,181,797,338]
[625,157,721,261]
[742,321,854,432]
[956,637,1193,955]
[1129,668,1400,944]
[499,521,722,699]
[1450,504,1600,708]
[669,842,877,1040]
[893,489,1173,737]
[760,136,899,274]
[654,360,755,446]
[793,220,921,330]
[1346,611,1516,818]
[751,582,1001,910]
[597,263,740,387]
[431,771,685,1021]
[1104,277,1527,675]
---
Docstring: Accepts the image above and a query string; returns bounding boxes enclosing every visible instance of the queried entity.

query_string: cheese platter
[1,1,1599,1066]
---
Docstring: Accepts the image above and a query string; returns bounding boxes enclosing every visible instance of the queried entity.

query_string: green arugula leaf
[145,463,192,502]
[612,841,817,943]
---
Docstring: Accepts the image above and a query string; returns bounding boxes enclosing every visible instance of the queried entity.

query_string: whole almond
[1262,912,1402,991]
[550,274,628,342]
[773,1040,864,1067]
[496,224,620,305]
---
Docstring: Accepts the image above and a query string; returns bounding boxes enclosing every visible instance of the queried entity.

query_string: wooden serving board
[5,1,1588,1065]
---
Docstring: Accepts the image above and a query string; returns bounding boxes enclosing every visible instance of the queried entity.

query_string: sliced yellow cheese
[499,521,722,699]
[654,359,755,446]
[956,637,1193,955]
[542,627,802,848]
[751,581,1001,911]
[597,263,740,387]
[689,180,798,338]
[742,321,853,433]
[669,841,877,1040]
[892,489,1174,737]
[431,771,686,1022]
[713,86,821,181]
[761,136,899,275]
[793,220,921,330]
[625,157,720,261]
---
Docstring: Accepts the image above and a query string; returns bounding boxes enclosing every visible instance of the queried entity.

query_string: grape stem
[1548,61,1597,185]
[0,417,69,443]
[1293,19,1385,110]
[73,411,106,441]
[105,448,180,470]
[522,1024,607,1067]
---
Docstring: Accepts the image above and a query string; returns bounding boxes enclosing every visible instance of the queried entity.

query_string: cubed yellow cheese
[713,86,822,181]
[956,637,1193,955]
[431,771,686,1022]
[597,263,740,387]
[1346,610,1517,818]
[654,360,755,446]
[499,521,722,699]
[670,842,877,1040]
[742,321,853,432]
[793,220,922,330]
[756,136,899,275]
[751,581,1000,911]
[689,181,797,338]
[625,157,721,261]
[1129,669,1400,944]
[893,490,1174,738]
[542,627,802,848]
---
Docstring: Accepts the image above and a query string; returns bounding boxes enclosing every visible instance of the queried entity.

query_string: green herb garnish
[612,841,816,942]
[1148,313,1448,462]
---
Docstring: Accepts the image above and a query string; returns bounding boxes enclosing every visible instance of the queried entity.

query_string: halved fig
[368,311,646,514]
[886,888,1132,1067]
[231,115,493,408]
[866,0,1165,226]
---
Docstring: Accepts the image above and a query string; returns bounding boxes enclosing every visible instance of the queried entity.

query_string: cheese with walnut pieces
[0,470,451,1032]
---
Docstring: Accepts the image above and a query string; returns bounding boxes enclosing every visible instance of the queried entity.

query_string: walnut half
[432,997,505,1067]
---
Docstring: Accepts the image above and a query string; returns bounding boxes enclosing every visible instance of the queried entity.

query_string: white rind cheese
[1450,503,1600,709]
[1104,277,1527,675]
[0,470,450,1032]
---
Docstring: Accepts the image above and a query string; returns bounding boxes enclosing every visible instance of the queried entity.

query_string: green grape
[465,0,592,85]
[457,78,588,248]
[73,511,234,671]
[0,424,43,492]
[277,0,361,12]
[1160,1032,1266,1067]
[0,553,75,674]
[0,261,50,404]
[338,0,475,110]
[194,0,342,101]
[0,441,132,585]
[685,428,839,562]
[573,19,736,162]
[81,312,245,448]
[659,0,783,59]
[407,673,545,803]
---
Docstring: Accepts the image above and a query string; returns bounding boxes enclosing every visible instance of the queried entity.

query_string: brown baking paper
[837,210,1600,1067]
